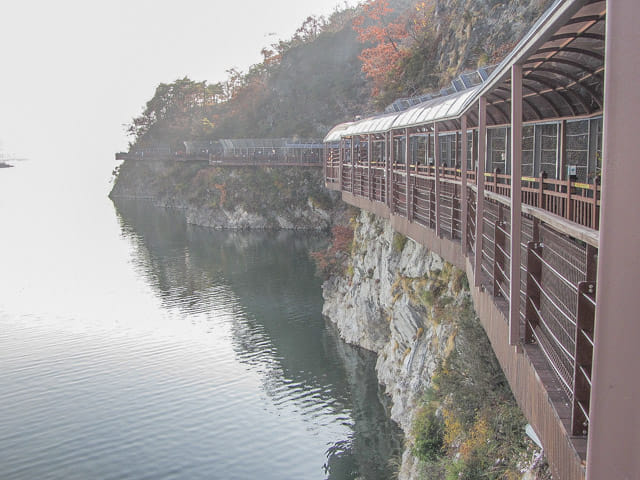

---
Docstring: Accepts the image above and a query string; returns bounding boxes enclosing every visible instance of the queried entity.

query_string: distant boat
[0,152,27,167]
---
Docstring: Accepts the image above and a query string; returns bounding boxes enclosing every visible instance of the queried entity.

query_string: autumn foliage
[352,0,409,97]
[311,224,354,279]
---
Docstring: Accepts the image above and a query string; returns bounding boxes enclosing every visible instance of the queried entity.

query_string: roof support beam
[405,128,411,221]
[434,122,441,237]
[527,66,603,109]
[368,134,373,201]
[461,115,469,256]
[509,64,523,346]
[388,132,394,210]
[475,97,487,286]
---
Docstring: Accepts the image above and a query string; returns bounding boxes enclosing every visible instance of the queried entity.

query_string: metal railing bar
[495,243,511,262]
[481,264,494,280]
[529,272,577,327]
[529,248,579,293]
[581,328,595,347]
[579,365,592,387]
[530,326,574,394]
[495,262,510,283]
[496,224,511,238]
[527,297,576,363]
[497,279,509,300]
[577,400,590,423]
[581,291,597,308]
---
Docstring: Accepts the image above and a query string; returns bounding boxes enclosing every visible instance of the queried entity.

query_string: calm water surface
[0,161,402,479]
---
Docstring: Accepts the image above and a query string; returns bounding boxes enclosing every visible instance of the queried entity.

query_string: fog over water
[0,162,403,479]
[0,2,408,478]
[0,0,352,163]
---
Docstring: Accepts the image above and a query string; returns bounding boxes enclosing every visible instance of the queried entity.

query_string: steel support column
[475,98,487,286]
[368,134,373,201]
[338,138,343,190]
[434,123,441,237]
[461,115,468,255]
[405,128,411,220]
[389,132,395,211]
[509,64,523,345]
[587,2,640,479]
[351,136,356,194]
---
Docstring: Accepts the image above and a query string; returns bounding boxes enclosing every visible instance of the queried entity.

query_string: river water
[0,160,402,479]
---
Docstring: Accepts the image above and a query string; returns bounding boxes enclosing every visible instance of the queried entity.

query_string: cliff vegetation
[111,160,342,230]
[123,0,554,149]
[317,211,550,479]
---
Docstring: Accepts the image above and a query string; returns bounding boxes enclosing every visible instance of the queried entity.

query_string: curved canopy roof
[324,0,605,142]
[220,138,322,150]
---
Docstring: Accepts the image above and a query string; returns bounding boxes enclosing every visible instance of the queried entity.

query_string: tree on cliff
[353,0,409,98]
[127,78,221,148]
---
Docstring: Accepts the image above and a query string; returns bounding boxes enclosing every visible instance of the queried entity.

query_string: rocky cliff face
[321,210,548,479]
[110,160,343,230]
[322,211,461,477]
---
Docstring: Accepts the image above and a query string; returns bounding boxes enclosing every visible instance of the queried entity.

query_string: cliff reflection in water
[113,198,402,480]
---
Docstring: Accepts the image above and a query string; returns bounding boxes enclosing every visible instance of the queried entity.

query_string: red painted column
[389,132,395,212]
[434,122,441,237]
[461,115,468,255]
[351,136,356,194]
[475,98,487,286]
[323,143,327,185]
[587,2,640,479]
[509,64,523,346]
[338,138,344,191]
[368,134,373,201]
[405,128,411,220]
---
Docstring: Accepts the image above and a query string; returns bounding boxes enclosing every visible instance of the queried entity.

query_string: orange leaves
[310,224,355,279]
[353,0,409,97]
[359,43,407,96]
[411,0,436,33]
[213,183,227,207]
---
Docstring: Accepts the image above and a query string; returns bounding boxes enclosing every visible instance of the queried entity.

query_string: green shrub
[412,406,444,462]
[392,232,408,253]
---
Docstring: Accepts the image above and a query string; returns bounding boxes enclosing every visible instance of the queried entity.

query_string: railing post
[461,116,468,252]
[591,177,599,229]
[475,97,487,285]
[538,172,545,209]
[451,191,457,239]
[434,122,441,237]
[566,175,573,221]
[572,281,596,436]
[494,204,505,298]
[571,244,598,435]
[525,240,542,344]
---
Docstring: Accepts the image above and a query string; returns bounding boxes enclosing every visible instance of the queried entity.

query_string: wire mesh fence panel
[467,188,476,260]
[372,169,386,203]
[413,176,435,228]
[393,172,407,217]
[439,182,456,240]
[481,200,498,289]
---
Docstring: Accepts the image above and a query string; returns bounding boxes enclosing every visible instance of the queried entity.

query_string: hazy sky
[0,0,353,162]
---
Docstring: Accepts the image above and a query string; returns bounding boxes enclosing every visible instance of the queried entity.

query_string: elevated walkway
[324,2,640,479]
